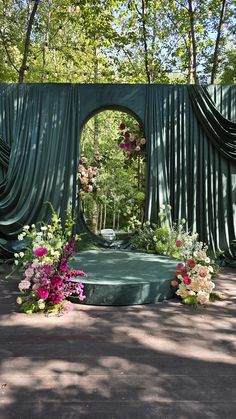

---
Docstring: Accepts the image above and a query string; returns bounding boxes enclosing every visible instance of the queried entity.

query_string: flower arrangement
[118,122,146,158]
[77,155,103,194]
[171,239,221,305]
[15,206,86,314]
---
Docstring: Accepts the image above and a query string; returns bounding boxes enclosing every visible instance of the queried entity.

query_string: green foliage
[0,0,234,83]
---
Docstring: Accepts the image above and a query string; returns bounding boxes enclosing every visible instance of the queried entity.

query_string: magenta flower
[37,287,49,300]
[59,263,68,272]
[34,247,48,258]
[119,122,126,130]
[177,262,184,269]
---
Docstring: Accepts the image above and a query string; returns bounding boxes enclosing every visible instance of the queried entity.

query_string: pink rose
[176,240,183,248]
[37,287,49,300]
[34,247,48,258]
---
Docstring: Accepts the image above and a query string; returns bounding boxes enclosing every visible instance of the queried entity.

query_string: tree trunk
[18,0,40,83]
[103,203,107,229]
[41,6,51,82]
[211,0,227,84]
[187,0,198,84]
[141,0,151,84]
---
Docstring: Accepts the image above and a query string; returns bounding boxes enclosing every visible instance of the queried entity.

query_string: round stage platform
[70,250,177,306]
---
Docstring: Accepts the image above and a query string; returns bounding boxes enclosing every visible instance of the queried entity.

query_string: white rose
[14,253,19,258]
[19,252,24,258]
[205,257,210,264]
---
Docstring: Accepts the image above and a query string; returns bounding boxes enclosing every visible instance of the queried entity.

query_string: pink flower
[199,268,207,277]
[81,156,87,163]
[176,240,183,248]
[86,185,93,192]
[119,123,126,130]
[24,268,34,278]
[34,247,48,258]
[187,259,196,268]
[140,138,146,145]
[135,146,141,151]
[95,155,102,161]
[37,287,49,300]
[183,276,191,285]
[80,177,89,184]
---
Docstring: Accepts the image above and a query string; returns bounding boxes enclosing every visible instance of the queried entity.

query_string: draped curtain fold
[188,85,236,161]
[145,85,236,253]
[0,84,80,240]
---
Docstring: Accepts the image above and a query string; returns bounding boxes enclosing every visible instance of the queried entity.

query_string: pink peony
[37,287,49,300]
[187,259,196,268]
[119,122,126,130]
[183,276,191,285]
[34,247,48,258]
[176,240,183,248]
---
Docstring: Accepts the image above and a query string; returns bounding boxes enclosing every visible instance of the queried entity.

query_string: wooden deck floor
[0,264,236,419]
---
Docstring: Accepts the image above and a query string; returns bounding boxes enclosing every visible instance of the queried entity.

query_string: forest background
[0,0,235,234]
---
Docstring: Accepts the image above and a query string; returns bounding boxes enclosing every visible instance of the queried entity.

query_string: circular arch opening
[78,108,146,242]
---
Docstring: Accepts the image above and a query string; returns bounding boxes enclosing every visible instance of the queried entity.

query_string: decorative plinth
[70,250,177,306]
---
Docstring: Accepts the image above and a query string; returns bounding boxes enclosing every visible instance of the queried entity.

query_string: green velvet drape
[0,83,235,254]
[145,85,236,252]
[0,84,80,240]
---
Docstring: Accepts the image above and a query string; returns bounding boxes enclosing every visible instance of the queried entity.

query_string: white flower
[16,296,23,305]
[31,224,35,228]
[38,300,45,310]
[14,253,19,258]
[205,257,210,264]
[197,291,209,305]
[19,252,24,258]
[18,234,24,241]
[18,279,31,292]
[23,225,30,230]
[47,232,53,239]
[41,226,47,231]
[14,260,19,266]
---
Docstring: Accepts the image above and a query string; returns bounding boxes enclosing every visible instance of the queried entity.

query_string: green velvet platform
[70,250,177,306]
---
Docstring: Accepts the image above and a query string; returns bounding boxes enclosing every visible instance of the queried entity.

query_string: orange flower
[171,280,179,287]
